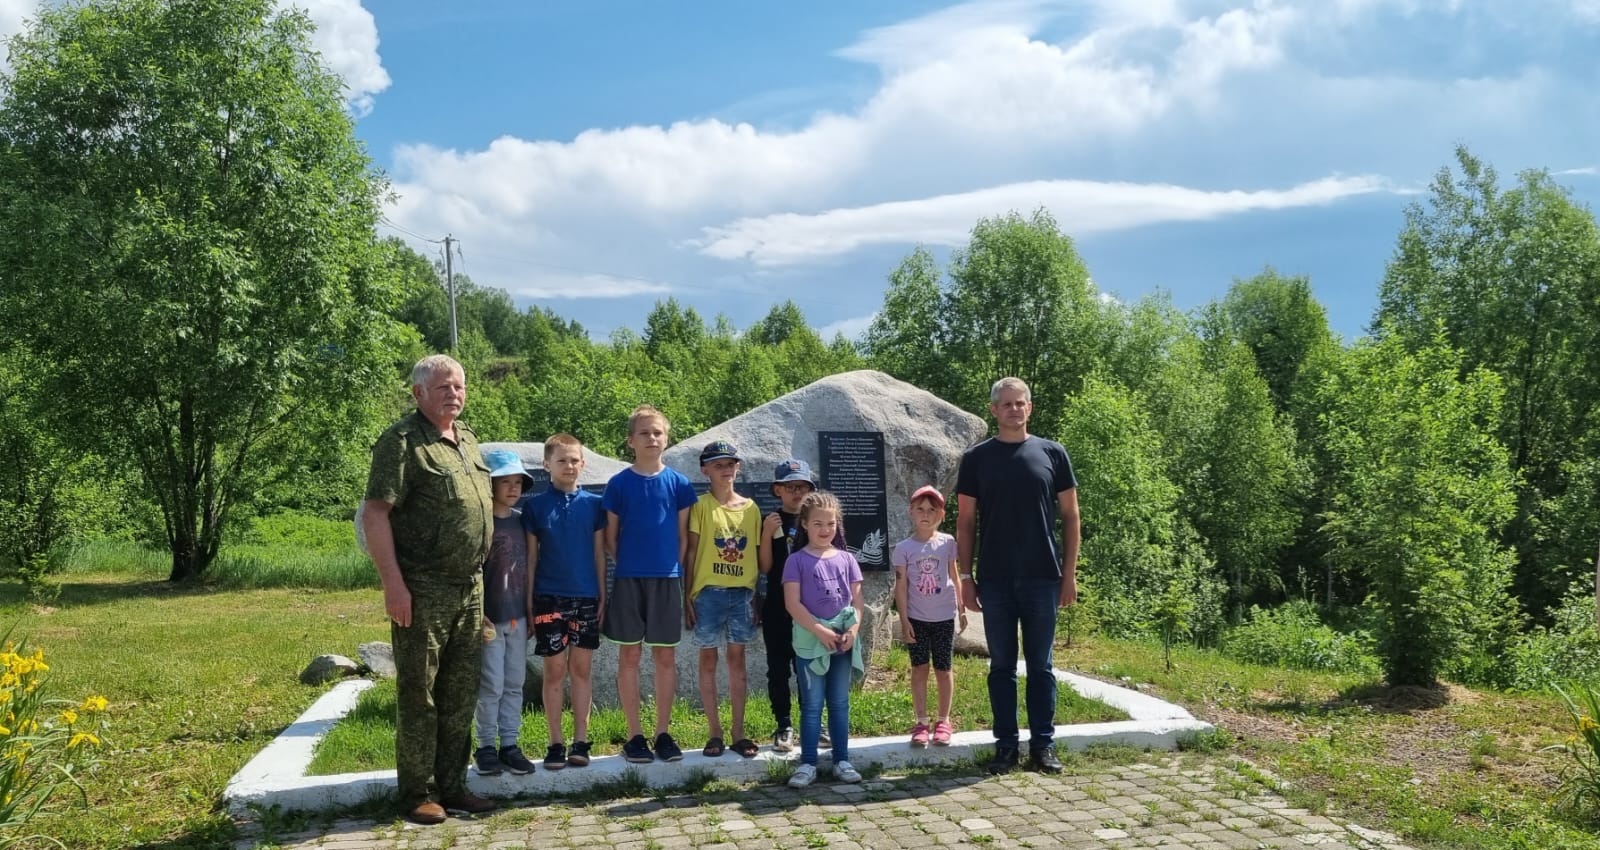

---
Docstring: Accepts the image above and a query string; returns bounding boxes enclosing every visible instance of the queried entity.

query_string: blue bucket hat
[481,448,535,488]
[771,459,816,494]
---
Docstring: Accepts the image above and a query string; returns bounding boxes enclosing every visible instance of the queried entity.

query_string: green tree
[1374,147,1600,617]
[944,210,1102,435]
[1320,336,1519,687]
[1215,269,1339,419]
[0,0,400,580]
[1058,376,1222,640]
[865,246,947,389]
[1194,342,1304,620]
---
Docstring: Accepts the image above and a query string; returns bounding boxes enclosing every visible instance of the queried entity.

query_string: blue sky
[4,0,1598,341]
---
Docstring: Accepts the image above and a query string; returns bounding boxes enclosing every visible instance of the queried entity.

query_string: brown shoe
[441,792,496,815]
[405,802,446,825]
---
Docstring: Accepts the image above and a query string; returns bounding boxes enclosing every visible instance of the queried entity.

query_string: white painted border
[224,665,1212,815]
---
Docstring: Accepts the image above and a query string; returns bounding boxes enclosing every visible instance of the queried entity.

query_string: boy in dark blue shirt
[523,434,608,770]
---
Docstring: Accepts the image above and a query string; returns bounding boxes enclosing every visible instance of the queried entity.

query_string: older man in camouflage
[361,354,498,824]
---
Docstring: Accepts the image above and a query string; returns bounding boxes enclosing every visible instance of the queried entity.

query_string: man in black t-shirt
[955,377,1080,776]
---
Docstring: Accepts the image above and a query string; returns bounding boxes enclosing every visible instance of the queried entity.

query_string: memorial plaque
[818,431,890,571]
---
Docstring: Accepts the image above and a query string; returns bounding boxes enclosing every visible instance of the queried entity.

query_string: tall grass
[64,539,377,589]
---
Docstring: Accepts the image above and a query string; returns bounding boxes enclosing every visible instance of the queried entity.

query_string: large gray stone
[356,642,396,678]
[299,654,359,686]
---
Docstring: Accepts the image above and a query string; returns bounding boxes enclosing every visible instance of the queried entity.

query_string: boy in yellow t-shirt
[684,440,764,758]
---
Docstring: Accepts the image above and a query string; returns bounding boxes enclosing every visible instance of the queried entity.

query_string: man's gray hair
[412,354,465,388]
[990,376,1031,403]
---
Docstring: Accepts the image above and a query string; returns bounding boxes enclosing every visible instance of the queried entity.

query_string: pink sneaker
[909,722,931,748]
[932,720,954,746]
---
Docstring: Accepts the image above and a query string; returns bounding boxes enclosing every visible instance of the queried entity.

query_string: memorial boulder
[656,369,986,704]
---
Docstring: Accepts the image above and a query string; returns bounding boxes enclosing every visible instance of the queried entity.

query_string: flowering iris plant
[0,639,109,850]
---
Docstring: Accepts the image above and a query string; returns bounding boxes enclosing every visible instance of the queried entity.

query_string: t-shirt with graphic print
[687,492,761,598]
[782,548,863,622]
[483,512,530,625]
[892,532,959,622]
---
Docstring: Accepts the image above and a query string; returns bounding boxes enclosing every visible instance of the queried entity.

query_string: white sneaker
[834,760,862,783]
[789,763,818,788]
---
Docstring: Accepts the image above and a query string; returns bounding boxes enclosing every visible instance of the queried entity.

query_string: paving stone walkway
[241,754,1413,850]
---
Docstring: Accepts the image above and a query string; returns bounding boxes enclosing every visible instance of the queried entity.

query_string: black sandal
[702,736,725,757]
[731,738,759,758]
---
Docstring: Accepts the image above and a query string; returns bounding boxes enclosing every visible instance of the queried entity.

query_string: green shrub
[1506,582,1600,692]
[1222,600,1379,676]
[230,512,358,552]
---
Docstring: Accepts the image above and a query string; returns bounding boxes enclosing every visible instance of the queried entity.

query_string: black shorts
[531,594,601,656]
[602,576,682,646]
[908,617,955,671]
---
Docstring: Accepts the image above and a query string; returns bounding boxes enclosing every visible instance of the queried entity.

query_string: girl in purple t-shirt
[782,491,863,788]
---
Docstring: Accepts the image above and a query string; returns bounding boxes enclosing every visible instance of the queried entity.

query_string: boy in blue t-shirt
[522,433,608,770]
[473,449,537,777]
[602,404,698,764]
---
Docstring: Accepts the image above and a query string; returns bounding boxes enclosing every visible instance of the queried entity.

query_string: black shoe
[473,745,503,776]
[623,734,655,763]
[499,744,535,775]
[1029,747,1064,774]
[654,732,684,762]
[567,740,592,767]
[541,743,567,771]
[986,747,1020,775]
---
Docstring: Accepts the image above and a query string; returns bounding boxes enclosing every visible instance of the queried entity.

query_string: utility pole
[443,234,458,352]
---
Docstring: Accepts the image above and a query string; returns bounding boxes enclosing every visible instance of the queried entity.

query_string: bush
[1506,583,1600,692]
[232,511,359,552]
[1222,600,1380,676]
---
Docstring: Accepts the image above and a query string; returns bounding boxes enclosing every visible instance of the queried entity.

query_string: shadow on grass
[1255,681,1451,716]
[0,577,222,609]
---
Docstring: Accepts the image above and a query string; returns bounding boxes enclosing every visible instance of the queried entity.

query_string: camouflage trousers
[392,580,482,809]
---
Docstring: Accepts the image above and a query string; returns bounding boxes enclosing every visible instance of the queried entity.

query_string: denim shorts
[691,586,757,648]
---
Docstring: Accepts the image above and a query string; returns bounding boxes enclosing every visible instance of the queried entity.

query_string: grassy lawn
[308,645,1124,774]
[4,558,1596,849]
[1068,639,1599,850]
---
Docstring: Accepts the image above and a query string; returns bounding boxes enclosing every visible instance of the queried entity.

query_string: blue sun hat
[481,448,535,488]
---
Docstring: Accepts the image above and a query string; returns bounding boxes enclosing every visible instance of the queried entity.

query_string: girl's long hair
[792,490,847,552]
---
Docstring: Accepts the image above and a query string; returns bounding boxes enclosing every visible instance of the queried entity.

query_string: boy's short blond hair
[627,404,669,435]
[544,432,584,459]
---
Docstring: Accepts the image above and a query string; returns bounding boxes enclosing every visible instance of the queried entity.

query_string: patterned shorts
[531,594,601,656]
[908,617,956,671]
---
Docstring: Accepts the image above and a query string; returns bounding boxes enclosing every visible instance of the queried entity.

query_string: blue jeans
[795,653,851,765]
[979,576,1060,751]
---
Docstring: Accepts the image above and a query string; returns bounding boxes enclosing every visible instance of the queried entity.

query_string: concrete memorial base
[224,665,1213,815]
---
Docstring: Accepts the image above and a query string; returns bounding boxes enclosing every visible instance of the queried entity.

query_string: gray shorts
[603,576,682,646]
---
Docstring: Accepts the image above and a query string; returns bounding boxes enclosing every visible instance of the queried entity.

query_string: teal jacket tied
[791,606,864,677]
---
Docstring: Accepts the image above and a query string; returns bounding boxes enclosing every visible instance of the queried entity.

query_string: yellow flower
[80,696,108,713]
[67,732,99,749]
[0,724,10,735]
[58,709,78,725]
[1579,716,1600,733]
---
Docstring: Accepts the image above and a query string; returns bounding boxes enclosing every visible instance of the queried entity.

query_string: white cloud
[0,1,387,111]
[1557,166,1599,176]
[503,272,672,301]
[290,0,390,115]
[697,175,1392,266]
[818,313,878,342]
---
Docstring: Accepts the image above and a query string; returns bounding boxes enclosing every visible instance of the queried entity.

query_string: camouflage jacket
[364,410,494,587]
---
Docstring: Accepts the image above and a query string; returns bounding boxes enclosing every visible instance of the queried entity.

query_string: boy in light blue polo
[602,404,698,764]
